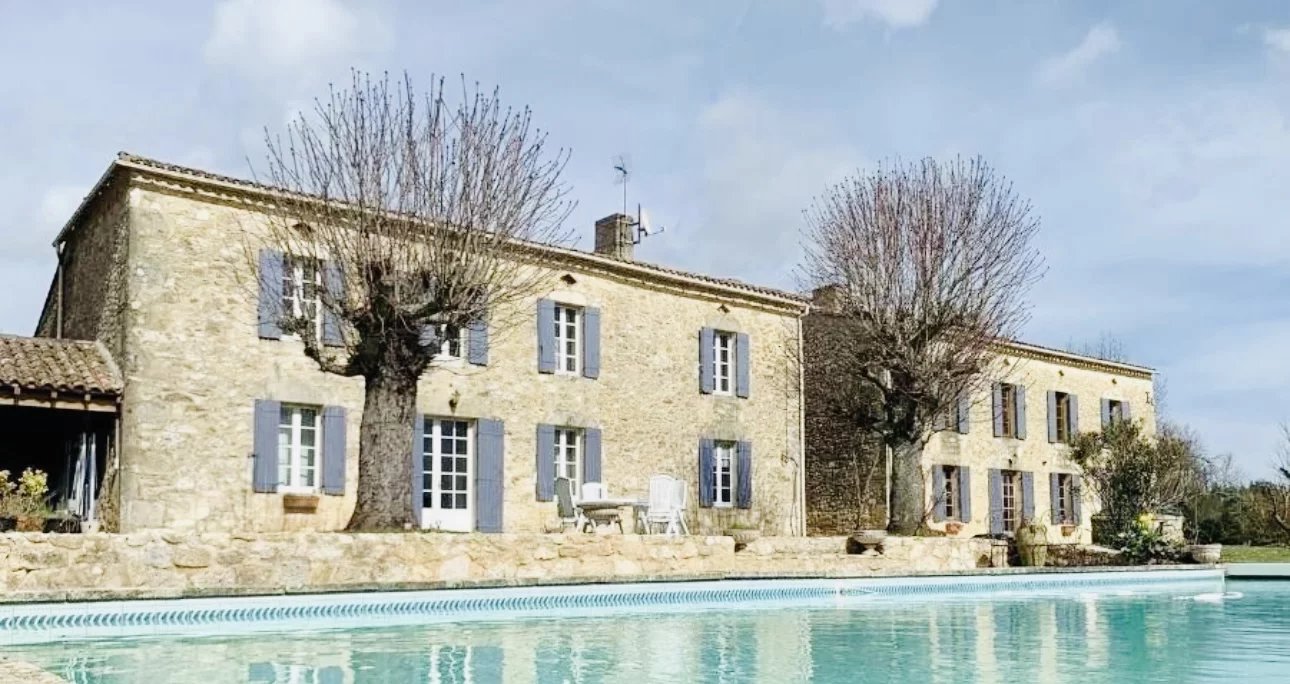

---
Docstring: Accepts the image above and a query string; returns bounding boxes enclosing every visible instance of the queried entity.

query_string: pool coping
[1224,562,1290,579]
[0,563,1222,606]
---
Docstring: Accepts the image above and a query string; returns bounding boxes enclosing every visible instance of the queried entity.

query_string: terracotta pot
[1189,544,1222,564]
[15,515,43,532]
[945,522,964,535]
[1061,525,1077,537]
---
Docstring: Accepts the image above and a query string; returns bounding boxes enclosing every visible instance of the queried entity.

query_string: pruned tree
[800,157,1044,534]
[1251,424,1290,539]
[251,71,573,530]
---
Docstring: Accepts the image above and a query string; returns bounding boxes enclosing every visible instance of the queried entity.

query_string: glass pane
[455,494,467,509]
[422,492,433,508]
[441,456,453,472]
[441,493,453,509]
[440,474,452,490]
[423,474,433,490]
[455,475,467,491]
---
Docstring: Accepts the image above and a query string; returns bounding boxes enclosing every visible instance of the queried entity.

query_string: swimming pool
[6,571,1287,683]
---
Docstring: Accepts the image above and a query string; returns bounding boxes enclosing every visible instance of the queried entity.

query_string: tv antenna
[611,154,666,244]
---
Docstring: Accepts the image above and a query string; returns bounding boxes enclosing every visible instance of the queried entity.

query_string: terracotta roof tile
[113,153,808,305]
[0,335,121,395]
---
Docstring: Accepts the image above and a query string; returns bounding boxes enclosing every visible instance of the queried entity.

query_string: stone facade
[37,156,808,537]
[0,531,1001,602]
[805,314,1157,545]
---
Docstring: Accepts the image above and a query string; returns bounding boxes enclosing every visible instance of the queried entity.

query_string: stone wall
[100,175,805,535]
[804,312,1157,545]
[0,532,1002,602]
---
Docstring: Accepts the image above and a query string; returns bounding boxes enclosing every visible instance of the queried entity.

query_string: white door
[421,419,474,532]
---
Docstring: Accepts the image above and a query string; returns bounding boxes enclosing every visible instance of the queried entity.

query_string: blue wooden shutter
[321,261,344,346]
[321,406,346,495]
[1046,391,1058,443]
[735,441,752,509]
[1021,471,1035,523]
[699,328,715,393]
[1015,385,1028,440]
[1072,476,1083,524]
[957,467,972,522]
[988,469,1003,534]
[535,424,555,501]
[467,316,489,366]
[735,332,751,398]
[991,384,1004,437]
[582,307,601,379]
[956,397,970,434]
[412,414,425,526]
[257,250,284,340]
[536,299,556,373]
[252,399,280,493]
[1049,473,1061,524]
[583,427,602,484]
[475,419,505,533]
[1069,395,1080,436]
[698,438,715,507]
[1101,398,1111,428]
[932,466,946,522]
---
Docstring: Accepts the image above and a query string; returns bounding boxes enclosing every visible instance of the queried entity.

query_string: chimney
[811,284,845,314]
[594,213,635,261]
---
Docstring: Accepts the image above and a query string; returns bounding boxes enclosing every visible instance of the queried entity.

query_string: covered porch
[0,334,120,531]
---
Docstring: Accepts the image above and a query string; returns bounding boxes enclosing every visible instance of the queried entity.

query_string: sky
[2,0,1290,477]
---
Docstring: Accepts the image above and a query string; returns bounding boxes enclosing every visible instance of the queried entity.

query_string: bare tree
[800,157,1044,534]
[1066,332,1128,363]
[252,72,573,529]
[1252,424,1290,537]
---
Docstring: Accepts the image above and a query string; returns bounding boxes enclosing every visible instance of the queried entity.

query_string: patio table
[578,498,646,533]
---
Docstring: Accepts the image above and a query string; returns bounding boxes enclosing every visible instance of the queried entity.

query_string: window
[422,419,471,512]
[1107,399,1126,424]
[282,256,322,339]
[713,331,734,395]
[277,405,320,491]
[940,465,961,521]
[554,305,580,374]
[1054,391,1073,443]
[712,441,736,507]
[430,323,464,360]
[998,383,1019,438]
[553,427,583,497]
[1001,469,1022,532]
[1055,473,1076,524]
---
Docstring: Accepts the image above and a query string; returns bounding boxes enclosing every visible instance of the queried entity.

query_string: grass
[1219,545,1290,563]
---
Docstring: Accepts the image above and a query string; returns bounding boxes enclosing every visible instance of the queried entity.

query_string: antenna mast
[612,155,630,216]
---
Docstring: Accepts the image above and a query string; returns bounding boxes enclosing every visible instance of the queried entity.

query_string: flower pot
[15,515,43,532]
[1189,543,1222,564]
[283,493,320,514]
[851,529,888,546]
[945,522,964,535]
[1061,525,1077,537]
[726,529,761,545]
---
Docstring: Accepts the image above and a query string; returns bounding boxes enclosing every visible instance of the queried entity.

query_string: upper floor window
[430,323,464,360]
[278,404,320,492]
[1054,391,1072,443]
[995,383,1023,439]
[282,256,322,340]
[711,441,736,507]
[554,305,581,375]
[713,331,735,395]
[1104,399,1128,426]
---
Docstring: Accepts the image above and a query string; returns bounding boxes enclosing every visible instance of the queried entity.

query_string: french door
[421,418,474,532]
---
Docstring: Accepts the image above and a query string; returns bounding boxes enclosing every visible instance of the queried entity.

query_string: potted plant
[1188,543,1222,564]
[0,468,51,532]
[724,520,762,546]
[1015,518,1049,567]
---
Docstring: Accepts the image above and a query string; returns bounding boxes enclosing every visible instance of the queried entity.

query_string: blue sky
[3,0,1290,476]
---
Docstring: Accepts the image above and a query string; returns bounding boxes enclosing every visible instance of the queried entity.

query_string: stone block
[171,546,213,569]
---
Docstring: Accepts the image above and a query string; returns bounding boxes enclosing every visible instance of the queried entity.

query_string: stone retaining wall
[0,532,1002,603]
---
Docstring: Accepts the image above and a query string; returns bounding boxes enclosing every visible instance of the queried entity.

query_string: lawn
[1220,545,1290,563]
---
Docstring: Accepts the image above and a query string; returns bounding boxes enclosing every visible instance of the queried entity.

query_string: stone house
[32,153,808,535]
[804,299,1156,544]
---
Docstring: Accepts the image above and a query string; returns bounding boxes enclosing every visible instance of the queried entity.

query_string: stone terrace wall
[0,532,1002,603]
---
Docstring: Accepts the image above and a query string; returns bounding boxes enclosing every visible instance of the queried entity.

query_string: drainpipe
[55,241,65,338]
[795,307,808,537]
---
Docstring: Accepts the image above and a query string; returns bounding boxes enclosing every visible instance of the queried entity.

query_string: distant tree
[799,157,1044,534]
[1249,425,1290,542]
[1066,332,1128,363]
[251,72,573,530]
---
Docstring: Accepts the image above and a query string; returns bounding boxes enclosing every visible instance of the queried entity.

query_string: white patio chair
[671,479,691,536]
[644,475,677,535]
[555,477,588,532]
[582,482,605,501]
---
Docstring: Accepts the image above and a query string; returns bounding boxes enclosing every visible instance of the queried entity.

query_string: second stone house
[33,153,809,536]
[804,291,1156,544]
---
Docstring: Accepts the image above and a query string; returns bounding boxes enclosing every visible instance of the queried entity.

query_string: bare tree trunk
[888,441,924,534]
[347,371,418,530]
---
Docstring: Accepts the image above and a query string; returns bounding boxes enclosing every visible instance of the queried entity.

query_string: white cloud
[204,0,390,86]
[820,0,938,30]
[1035,23,1121,86]
[1264,27,1290,54]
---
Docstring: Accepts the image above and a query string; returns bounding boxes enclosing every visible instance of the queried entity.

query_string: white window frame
[712,441,736,507]
[713,331,734,396]
[1056,473,1076,524]
[282,256,323,341]
[278,404,321,493]
[554,304,581,375]
[430,323,465,361]
[1054,391,1072,443]
[999,383,1018,438]
[941,465,960,521]
[422,418,473,515]
[1001,469,1022,532]
[554,427,583,498]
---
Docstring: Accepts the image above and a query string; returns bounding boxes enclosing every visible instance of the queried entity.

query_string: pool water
[7,580,1289,683]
